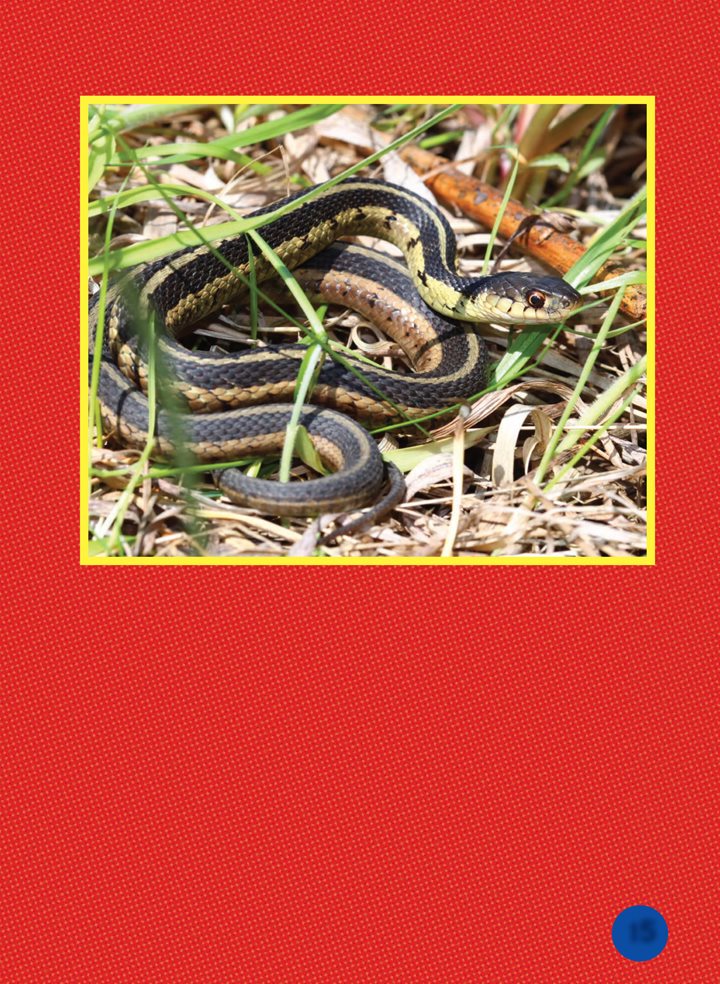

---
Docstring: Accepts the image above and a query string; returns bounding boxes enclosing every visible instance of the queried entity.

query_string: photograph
[84,99,650,562]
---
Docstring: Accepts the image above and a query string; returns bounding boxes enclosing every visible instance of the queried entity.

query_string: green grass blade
[118,104,345,163]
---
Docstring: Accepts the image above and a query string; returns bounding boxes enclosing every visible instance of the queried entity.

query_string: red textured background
[3,1,719,980]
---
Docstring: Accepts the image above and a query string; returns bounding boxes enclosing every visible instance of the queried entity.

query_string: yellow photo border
[80,95,654,567]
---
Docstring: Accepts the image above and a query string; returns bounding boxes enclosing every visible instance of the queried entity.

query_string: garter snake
[91,178,581,524]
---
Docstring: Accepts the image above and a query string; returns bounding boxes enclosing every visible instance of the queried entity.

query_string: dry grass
[87,102,648,560]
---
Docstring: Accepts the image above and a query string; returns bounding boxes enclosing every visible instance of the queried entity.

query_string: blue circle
[612,905,668,962]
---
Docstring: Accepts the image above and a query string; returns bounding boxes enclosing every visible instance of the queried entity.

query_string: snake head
[463,273,583,325]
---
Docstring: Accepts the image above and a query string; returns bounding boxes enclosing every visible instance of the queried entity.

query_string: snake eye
[526,290,547,309]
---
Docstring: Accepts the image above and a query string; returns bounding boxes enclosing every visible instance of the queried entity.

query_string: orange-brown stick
[400,145,646,322]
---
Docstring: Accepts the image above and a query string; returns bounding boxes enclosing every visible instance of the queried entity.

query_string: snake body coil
[91,178,581,521]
